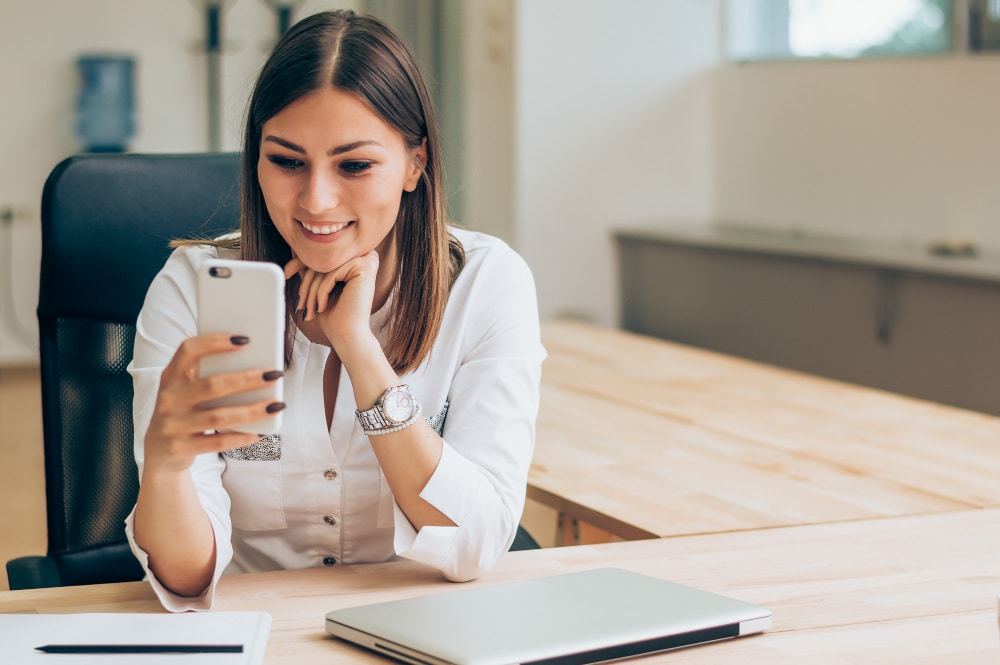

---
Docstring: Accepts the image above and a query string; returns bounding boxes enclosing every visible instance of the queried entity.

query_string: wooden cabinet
[617,227,1000,416]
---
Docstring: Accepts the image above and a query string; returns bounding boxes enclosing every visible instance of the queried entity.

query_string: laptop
[325,568,771,665]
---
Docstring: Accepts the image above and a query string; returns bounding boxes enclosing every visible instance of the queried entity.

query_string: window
[726,0,962,61]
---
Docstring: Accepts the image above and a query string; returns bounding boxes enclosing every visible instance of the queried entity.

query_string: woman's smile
[298,219,354,240]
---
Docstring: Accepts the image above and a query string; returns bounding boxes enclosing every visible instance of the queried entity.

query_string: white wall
[714,55,1000,249]
[512,0,721,325]
[0,0,352,365]
[462,0,516,244]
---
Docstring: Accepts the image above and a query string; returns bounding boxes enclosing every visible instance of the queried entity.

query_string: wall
[714,55,1000,249]
[512,0,721,325]
[0,0,353,365]
[462,0,516,244]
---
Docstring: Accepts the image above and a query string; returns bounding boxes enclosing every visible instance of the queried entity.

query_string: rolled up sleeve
[393,242,545,581]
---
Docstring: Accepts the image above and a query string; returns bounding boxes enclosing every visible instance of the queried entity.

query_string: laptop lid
[324,568,771,665]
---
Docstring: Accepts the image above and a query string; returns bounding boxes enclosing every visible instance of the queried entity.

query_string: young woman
[125,10,544,611]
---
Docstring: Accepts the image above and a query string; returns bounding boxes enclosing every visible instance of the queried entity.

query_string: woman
[125,9,544,612]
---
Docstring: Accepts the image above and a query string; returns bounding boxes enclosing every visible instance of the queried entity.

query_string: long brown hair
[223,9,463,372]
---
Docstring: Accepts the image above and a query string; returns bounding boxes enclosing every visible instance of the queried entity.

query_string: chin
[299,253,349,275]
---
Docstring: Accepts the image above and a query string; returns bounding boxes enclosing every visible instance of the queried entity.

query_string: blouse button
[324,468,338,480]
[324,515,337,526]
[323,556,337,566]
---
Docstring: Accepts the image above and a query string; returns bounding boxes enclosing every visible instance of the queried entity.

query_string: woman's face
[257,86,425,274]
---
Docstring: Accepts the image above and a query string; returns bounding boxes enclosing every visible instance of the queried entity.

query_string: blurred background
[2,0,1000,367]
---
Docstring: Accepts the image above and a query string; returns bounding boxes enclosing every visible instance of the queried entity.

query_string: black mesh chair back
[7,153,241,589]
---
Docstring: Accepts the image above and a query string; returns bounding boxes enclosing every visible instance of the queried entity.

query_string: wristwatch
[355,384,422,435]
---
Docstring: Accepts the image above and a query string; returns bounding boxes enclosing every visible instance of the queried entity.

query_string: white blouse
[124,227,545,612]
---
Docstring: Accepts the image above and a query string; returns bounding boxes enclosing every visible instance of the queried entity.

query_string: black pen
[36,644,244,654]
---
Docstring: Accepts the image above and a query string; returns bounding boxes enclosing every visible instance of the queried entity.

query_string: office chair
[7,153,242,590]
[7,152,538,590]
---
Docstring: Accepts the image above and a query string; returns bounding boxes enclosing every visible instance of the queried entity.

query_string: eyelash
[268,156,302,171]
[266,155,373,176]
[340,161,372,175]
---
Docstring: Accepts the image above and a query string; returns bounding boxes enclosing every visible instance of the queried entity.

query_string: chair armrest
[509,524,541,551]
[6,555,63,590]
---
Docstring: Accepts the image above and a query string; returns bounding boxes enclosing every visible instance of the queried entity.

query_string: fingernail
[231,335,250,345]
[263,370,284,381]
[266,401,286,414]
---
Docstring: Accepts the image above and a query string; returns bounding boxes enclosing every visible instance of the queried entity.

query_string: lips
[299,220,352,235]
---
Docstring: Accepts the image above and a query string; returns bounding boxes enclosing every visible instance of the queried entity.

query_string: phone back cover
[197,259,285,434]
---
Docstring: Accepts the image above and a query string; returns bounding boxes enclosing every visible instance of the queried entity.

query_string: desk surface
[3,322,999,662]
[2,508,998,663]
[532,320,1000,539]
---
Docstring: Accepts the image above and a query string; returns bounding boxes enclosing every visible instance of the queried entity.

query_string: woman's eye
[267,155,302,171]
[341,161,373,175]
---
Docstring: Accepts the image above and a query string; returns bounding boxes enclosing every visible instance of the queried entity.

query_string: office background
[2,0,708,366]
[2,0,1000,363]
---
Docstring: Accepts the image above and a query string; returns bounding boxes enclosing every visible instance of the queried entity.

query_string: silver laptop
[325,568,771,665]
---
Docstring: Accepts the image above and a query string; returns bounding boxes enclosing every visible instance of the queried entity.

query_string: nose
[298,167,339,214]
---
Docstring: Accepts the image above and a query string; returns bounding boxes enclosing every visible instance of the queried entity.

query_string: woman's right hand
[142,333,284,474]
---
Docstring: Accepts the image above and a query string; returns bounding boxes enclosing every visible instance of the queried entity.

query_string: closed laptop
[325,567,771,665]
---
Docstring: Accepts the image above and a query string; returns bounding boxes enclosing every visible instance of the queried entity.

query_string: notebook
[2,611,272,664]
[325,568,771,665]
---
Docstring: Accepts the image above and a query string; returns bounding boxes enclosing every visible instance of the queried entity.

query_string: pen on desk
[35,644,244,654]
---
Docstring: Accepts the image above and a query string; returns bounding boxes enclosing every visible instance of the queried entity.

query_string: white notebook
[1,611,271,664]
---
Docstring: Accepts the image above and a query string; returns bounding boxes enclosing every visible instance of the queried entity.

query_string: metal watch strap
[356,404,390,431]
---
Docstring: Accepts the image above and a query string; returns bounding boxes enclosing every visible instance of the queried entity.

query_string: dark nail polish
[230,335,250,345]
[263,370,284,381]
[266,401,286,414]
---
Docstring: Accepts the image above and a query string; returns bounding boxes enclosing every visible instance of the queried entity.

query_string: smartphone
[197,259,285,434]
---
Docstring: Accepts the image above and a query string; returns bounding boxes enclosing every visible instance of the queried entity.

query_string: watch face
[383,388,416,423]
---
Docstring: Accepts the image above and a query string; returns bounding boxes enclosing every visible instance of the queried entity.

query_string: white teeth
[301,221,349,235]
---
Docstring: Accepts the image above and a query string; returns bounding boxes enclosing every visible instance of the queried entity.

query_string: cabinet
[617,226,1000,416]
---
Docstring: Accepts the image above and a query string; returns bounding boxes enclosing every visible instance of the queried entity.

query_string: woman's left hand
[284,251,380,344]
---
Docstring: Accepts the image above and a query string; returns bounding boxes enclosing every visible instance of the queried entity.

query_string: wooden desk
[533,320,1000,542]
[2,508,997,663]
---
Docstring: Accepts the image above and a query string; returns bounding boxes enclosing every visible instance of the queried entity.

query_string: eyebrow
[262,135,382,156]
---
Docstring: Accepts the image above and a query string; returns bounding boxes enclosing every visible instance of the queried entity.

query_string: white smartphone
[197,258,285,434]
